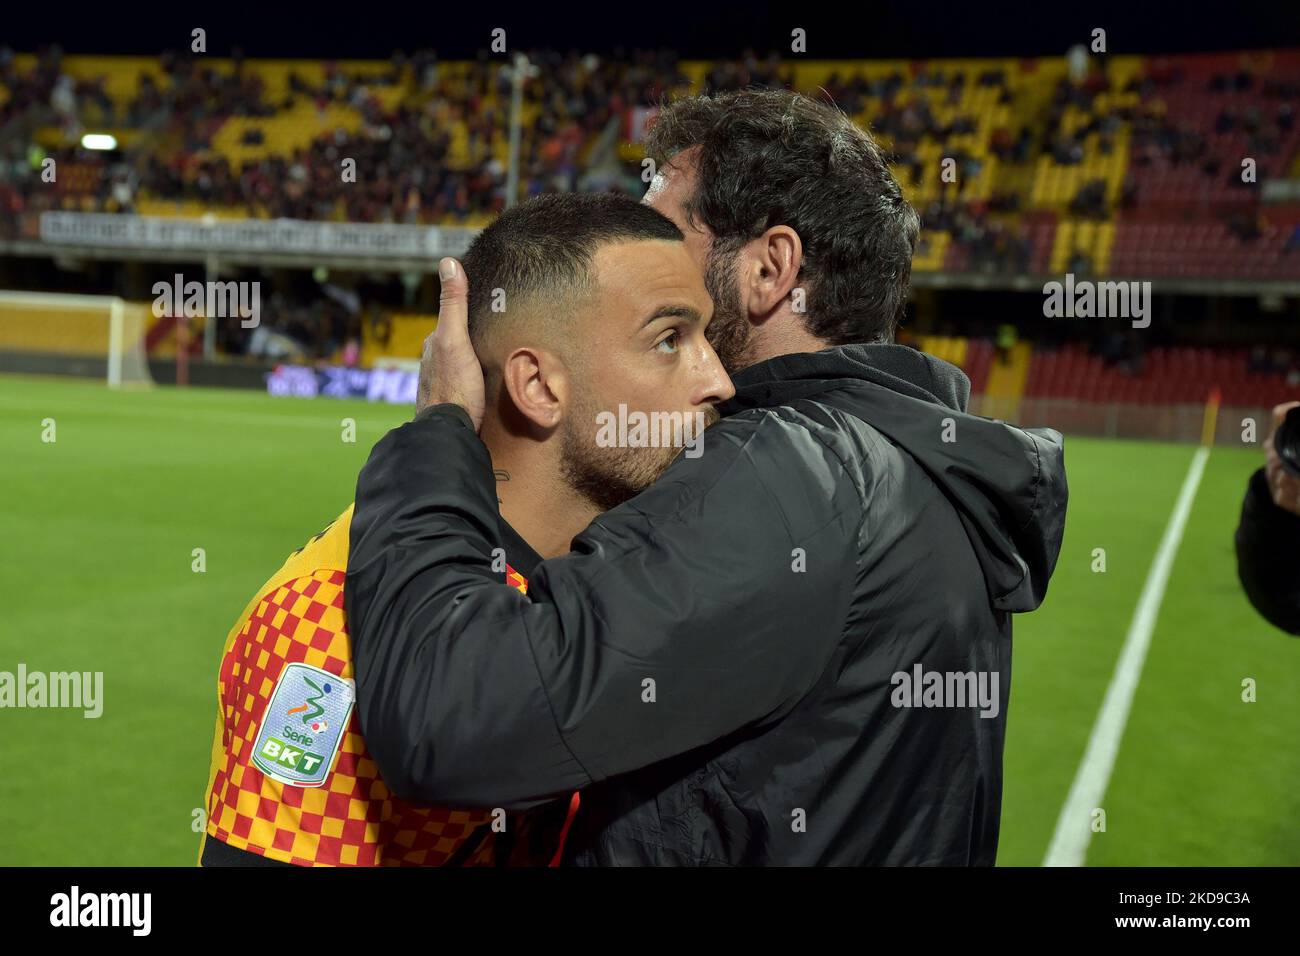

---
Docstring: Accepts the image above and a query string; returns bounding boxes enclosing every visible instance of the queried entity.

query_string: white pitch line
[0,393,393,430]
[1042,445,1210,867]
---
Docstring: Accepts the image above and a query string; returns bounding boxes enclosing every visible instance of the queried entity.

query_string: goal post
[0,290,155,389]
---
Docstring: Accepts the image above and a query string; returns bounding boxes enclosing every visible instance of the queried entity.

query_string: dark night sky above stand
[5,1,1296,59]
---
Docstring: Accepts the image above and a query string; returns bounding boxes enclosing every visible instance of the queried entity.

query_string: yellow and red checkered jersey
[200,505,534,867]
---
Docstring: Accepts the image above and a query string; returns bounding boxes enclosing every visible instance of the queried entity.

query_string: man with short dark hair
[201,192,730,866]
[346,90,1069,865]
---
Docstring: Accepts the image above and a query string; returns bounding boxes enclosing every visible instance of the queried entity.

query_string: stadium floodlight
[80,133,118,151]
[505,54,540,209]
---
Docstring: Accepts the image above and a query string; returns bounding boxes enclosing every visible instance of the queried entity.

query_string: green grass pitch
[0,374,1295,865]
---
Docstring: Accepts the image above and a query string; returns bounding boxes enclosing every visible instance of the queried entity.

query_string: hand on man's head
[417,257,486,429]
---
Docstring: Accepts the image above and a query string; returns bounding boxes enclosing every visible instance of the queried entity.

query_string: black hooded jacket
[345,344,1069,865]
[1235,467,1300,635]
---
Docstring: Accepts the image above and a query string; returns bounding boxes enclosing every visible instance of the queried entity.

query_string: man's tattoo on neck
[494,469,510,504]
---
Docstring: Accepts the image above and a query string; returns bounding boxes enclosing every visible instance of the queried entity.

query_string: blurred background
[0,4,1297,866]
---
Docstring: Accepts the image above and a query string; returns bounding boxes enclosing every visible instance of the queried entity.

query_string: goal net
[0,291,154,388]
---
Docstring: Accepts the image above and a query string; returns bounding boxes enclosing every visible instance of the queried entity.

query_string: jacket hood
[721,344,1068,612]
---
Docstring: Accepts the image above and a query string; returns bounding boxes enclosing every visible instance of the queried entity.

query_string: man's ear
[741,225,803,319]
[501,346,567,431]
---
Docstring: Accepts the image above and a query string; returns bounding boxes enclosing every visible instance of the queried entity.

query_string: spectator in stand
[995,324,1018,365]
[1228,212,1264,243]
[1282,224,1300,255]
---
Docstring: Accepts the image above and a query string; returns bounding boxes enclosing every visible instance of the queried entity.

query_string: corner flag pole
[176,312,190,388]
[1201,385,1221,447]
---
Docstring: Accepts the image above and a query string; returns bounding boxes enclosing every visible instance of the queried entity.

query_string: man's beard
[702,244,754,374]
[560,390,719,513]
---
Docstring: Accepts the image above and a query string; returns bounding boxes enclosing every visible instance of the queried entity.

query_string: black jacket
[345,344,1069,865]
[1235,467,1300,635]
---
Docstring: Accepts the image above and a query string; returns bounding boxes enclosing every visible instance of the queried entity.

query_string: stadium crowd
[1,44,1298,369]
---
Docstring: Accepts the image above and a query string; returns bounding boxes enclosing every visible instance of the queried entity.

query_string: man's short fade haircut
[646,88,920,345]
[459,192,684,350]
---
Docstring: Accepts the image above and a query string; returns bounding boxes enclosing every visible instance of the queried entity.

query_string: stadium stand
[4,45,1298,278]
[1,44,1297,413]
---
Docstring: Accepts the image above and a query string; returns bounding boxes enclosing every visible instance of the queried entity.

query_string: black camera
[1277,406,1300,478]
